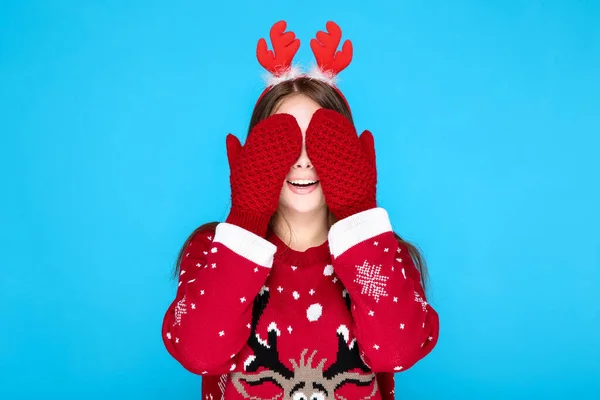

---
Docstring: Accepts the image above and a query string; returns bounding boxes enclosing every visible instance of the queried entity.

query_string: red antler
[310,21,353,74]
[256,20,300,76]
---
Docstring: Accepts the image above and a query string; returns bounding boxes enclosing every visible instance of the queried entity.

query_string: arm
[162,222,276,375]
[328,207,439,373]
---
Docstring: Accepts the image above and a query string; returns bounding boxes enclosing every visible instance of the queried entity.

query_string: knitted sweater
[162,207,439,399]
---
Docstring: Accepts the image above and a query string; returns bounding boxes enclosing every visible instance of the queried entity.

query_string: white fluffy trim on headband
[263,65,304,87]
[306,64,339,86]
[262,64,340,87]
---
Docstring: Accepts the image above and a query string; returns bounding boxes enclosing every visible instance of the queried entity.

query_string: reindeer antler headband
[255,20,353,112]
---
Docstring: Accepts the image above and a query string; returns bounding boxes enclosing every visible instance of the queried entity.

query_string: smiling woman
[162,20,438,400]
[275,93,327,218]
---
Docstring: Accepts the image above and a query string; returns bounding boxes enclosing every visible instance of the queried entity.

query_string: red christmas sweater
[162,207,439,399]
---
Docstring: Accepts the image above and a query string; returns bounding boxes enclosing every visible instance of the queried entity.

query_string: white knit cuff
[328,207,393,259]
[213,223,277,268]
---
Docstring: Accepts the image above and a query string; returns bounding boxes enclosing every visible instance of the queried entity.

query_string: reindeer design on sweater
[230,286,379,400]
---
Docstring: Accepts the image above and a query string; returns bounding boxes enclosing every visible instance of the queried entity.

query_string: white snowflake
[277,286,284,293]
[354,260,390,302]
[219,330,225,337]
[174,295,187,326]
[287,326,293,334]
[309,289,315,295]
[240,297,246,303]
[323,264,334,276]
[292,291,300,300]
[211,247,218,253]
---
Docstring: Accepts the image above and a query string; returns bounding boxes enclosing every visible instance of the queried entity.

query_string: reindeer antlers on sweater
[232,288,377,400]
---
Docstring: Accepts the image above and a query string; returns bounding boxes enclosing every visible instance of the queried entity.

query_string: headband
[255,20,353,112]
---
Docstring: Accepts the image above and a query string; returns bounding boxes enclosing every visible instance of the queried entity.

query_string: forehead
[274,94,321,132]
[275,94,320,123]
[275,94,321,113]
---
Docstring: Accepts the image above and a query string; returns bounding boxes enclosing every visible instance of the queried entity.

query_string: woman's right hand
[225,113,302,237]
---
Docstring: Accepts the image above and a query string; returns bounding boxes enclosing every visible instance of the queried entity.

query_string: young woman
[162,21,439,400]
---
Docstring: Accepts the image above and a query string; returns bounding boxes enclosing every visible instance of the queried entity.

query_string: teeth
[288,179,317,185]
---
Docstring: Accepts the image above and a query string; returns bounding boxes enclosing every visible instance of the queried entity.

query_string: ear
[225,134,242,171]
[358,130,376,166]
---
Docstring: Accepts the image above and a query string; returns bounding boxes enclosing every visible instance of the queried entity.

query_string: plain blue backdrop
[1,0,598,398]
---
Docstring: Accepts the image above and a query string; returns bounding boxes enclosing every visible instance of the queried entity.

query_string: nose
[293,142,313,169]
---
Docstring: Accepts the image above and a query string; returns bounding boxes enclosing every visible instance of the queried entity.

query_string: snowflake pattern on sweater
[162,207,439,400]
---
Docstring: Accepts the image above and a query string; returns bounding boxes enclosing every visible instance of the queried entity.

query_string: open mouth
[286,180,319,188]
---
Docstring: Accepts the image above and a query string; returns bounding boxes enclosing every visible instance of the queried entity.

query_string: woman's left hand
[306,108,378,220]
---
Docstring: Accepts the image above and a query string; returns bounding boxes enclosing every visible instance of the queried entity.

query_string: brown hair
[173,77,429,291]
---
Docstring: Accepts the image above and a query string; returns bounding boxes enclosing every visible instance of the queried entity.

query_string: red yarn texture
[306,108,378,220]
[163,210,439,399]
[225,113,302,237]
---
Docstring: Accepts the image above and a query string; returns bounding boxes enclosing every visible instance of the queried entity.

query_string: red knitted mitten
[306,108,377,220]
[225,113,302,237]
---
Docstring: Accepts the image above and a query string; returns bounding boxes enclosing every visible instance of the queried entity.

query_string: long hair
[173,77,428,291]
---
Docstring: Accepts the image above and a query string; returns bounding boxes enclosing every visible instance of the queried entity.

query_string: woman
[162,20,439,400]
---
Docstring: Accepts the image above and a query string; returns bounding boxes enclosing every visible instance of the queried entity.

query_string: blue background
[1,0,598,398]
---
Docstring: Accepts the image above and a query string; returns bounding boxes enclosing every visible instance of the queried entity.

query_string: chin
[279,190,326,214]
[286,202,324,214]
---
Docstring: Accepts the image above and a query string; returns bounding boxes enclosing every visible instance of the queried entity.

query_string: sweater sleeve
[328,207,439,373]
[162,222,276,375]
